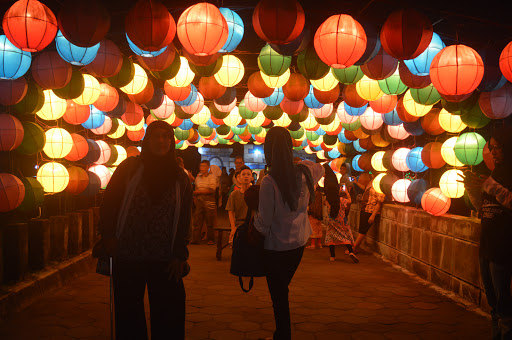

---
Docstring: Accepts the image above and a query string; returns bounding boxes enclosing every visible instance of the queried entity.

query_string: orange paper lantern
[282,73,310,101]
[0,173,25,212]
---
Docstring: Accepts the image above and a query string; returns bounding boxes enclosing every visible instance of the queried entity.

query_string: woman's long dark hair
[323,164,340,218]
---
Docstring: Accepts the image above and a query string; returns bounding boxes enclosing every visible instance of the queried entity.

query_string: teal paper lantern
[304,85,324,109]
[262,88,285,106]
[219,8,244,53]
[353,139,367,153]
[0,35,31,79]
[55,31,100,66]
[344,102,367,116]
[403,33,445,76]
[383,109,403,126]
[454,132,486,165]
[406,147,428,172]
[126,33,166,58]
[82,106,105,129]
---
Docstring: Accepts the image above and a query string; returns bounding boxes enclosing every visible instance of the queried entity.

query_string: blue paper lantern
[406,147,428,172]
[79,171,101,196]
[407,178,429,205]
[403,120,424,136]
[179,119,194,130]
[315,126,326,136]
[338,129,353,144]
[262,87,284,106]
[403,33,445,76]
[175,84,198,107]
[301,139,308,147]
[82,106,105,129]
[353,139,367,153]
[0,35,31,80]
[383,108,403,126]
[344,102,367,116]
[206,118,220,129]
[81,139,101,165]
[352,155,363,172]
[312,145,323,152]
[219,8,244,53]
[237,122,248,128]
[328,148,341,159]
[304,85,324,109]
[55,31,99,66]
[126,33,167,58]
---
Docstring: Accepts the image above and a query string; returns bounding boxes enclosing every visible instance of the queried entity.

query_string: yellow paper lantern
[352,128,370,140]
[403,89,433,117]
[371,151,387,172]
[125,118,145,132]
[214,55,245,87]
[37,162,69,193]
[304,146,314,154]
[321,117,341,133]
[300,113,319,130]
[441,137,464,166]
[309,135,322,147]
[317,150,327,160]
[163,113,178,125]
[120,64,148,95]
[36,90,67,120]
[438,109,467,133]
[273,114,291,127]
[107,119,126,139]
[209,140,218,146]
[190,106,211,125]
[167,57,195,87]
[113,145,127,166]
[310,69,339,91]
[336,173,342,182]
[73,74,101,105]
[179,142,189,150]
[261,68,290,88]
[43,128,73,159]
[223,107,242,126]
[439,169,465,198]
[372,173,386,194]
[356,76,384,101]
[247,112,266,127]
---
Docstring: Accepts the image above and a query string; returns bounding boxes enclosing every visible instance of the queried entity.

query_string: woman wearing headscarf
[255,127,324,340]
[97,121,192,340]
[464,127,512,340]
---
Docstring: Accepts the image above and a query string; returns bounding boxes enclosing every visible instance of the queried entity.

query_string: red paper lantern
[0,78,28,106]
[128,130,145,143]
[65,166,89,195]
[0,114,24,151]
[430,45,484,96]
[137,44,176,71]
[57,0,110,47]
[280,97,304,115]
[358,153,373,171]
[499,41,512,83]
[358,137,375,150]
[380,9,433,60]
[421,108,444,135]
[399,62,431,89]
[65,133,89,161]
[182,49,222,67]
[85,40,123,78]
[126,146,141,158]
[479,82,512,119]
[198,76,227,100]
[164,83,191,101]
[252,0,305,45]
[282,73,309,101]
[63,100,90,125]
[343,84,368,108]
[127,80,154,105]
[369,94,397,114]
[93,83,119,112]
[2,0,58,52]
[360,48,398,80]
[421,142,446,169]
[177,3,228,56]
[126,0,176,52]
[0,173,25,212]
[31,52,72,90]
[122,101,144,126]
[247,72,274,98]
[313,86,340,104]
[314,14,367,68]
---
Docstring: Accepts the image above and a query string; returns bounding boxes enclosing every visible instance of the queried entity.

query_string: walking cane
[109,256,114,340]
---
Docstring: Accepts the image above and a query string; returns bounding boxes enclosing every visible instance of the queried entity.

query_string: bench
[213,225,232,261]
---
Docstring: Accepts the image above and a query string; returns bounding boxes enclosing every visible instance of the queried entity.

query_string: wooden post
[2,223,29,282]
[27,219,50,270]
[49,216,69,261]
[79,209,94,251]
[67,213,83,256]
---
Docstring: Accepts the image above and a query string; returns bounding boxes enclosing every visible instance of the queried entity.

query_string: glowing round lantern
[0,35,31,80]
[409,84,441,106]
[439,169,465,198]
[244,91,267,112]
[460,104,490,129]
[380,9,432,60]
[304,85,323,109]
[332,65,364,85]
[218,7,244,53]
[247,72,274,98]
[31,51,71,89]
[0,114,24,151]
[121,101,144,126]
[403,89,433,117]
[310,104,333,119]
[352,155,363,172]
[262,88,285,107]
[91,115,112,135]
[182,93,205,115]
[93,83,119,112]
[167,57,195,87]
[52,68,84,100]
[421,188,451,216]
[152,95,175,119]
[246,112,266,128]
[387,124,410,140]
[137,43,176,71]
[371,151,386,172]
[314,14,367,68]
[84,40,122,78]
[0,173,25,212]
[111,145,127,167]
[94,140,111,165]
[297,45,330,80]
[406,147,428,172]
[420,108,444,135]
[280,97,304,115]
[372,173,386,194]
[344,102,367,117]
[283,73,309,101]
[500,41,512,83]
[118,64,147,95]
[421,142,445,169]
[190,106,211,125]
[399,62,431,89]
[371,133,389,148]
[37,162,69,193]
[88,164,111,188]
[65,133,88,161]
[198,76,226,100]
[258,44,291,77]
[216,97,237,113]
[82,105,105,129]
[392,148,410,172]
[43,128,73,159]
[223,107,242,126]
[0,77,27,105]
[359,107,383,130]
[438,109,466,133]
[360,48,398,80]
[392,179,411,203]
[2,0,58,52]
[356,76,384,101]
[63,101,90,125]
[127,128,145,141]
[252,0,305,45]
[407,179,429,205]
[125,116,145,131]
[214,55,244,87]
[36,90,67,120]
[310,69,339,92]
[454,132,486,165]
[441,137,464,167]
[65,166,89,195]
[479,82,512,119]
[430,45,484,96]
[370,94,397,114]
[72,74,100,105]
[177,3,228,56]
[380,173,399,196]
[108,119,126,139]
[55,31,99,66]
[257,69,289,90]
[17,121,44,155]
[404,32,445,76]
[378,67,408,95]
[313,86,340,105]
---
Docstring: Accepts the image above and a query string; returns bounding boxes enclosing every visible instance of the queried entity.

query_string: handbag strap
[239,276,254,293]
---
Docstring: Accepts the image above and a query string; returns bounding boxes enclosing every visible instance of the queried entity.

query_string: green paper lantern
[210,104,230,119]
[306,130,320,141]
[332,65,364,84]
[54,68,85,100]
[105,146,119,166]
[258,44,291,77]
[378,72,408,95]
[454,132,486,165]
[198,125,214,137]
[175,105,194,119]
[410,84,441,105]
[289,126,304,139]
[233,135,242,143]
[217,136,229,144]
[238,99,258,119]
[323,134,338,146]
[150,51,181,80]
[248,126,263,134]
[441,92,479,115]
[460,104,490,129]
[16,177,44,213]
[293,146,303,151]
[263,106,283,120]
[17,122,45,155]
[174,127,191,140]
[103,55,135,88]
[315,110,336,125]
[288,106,309,122]
[297,45,330,80]
[14,82,44,114]
[342,119,361,131]
[216,125,231,136]
[231,126,246,135]
[189,58,223,77]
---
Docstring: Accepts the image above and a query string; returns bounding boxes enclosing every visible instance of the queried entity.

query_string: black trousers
[329,244,353,257]
[263,246,305,340]
[113,260,186,340]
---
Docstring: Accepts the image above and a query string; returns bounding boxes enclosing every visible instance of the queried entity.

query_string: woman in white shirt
[255,127,324,340]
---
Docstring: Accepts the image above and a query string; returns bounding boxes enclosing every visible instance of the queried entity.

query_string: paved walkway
[0,240,490,340]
